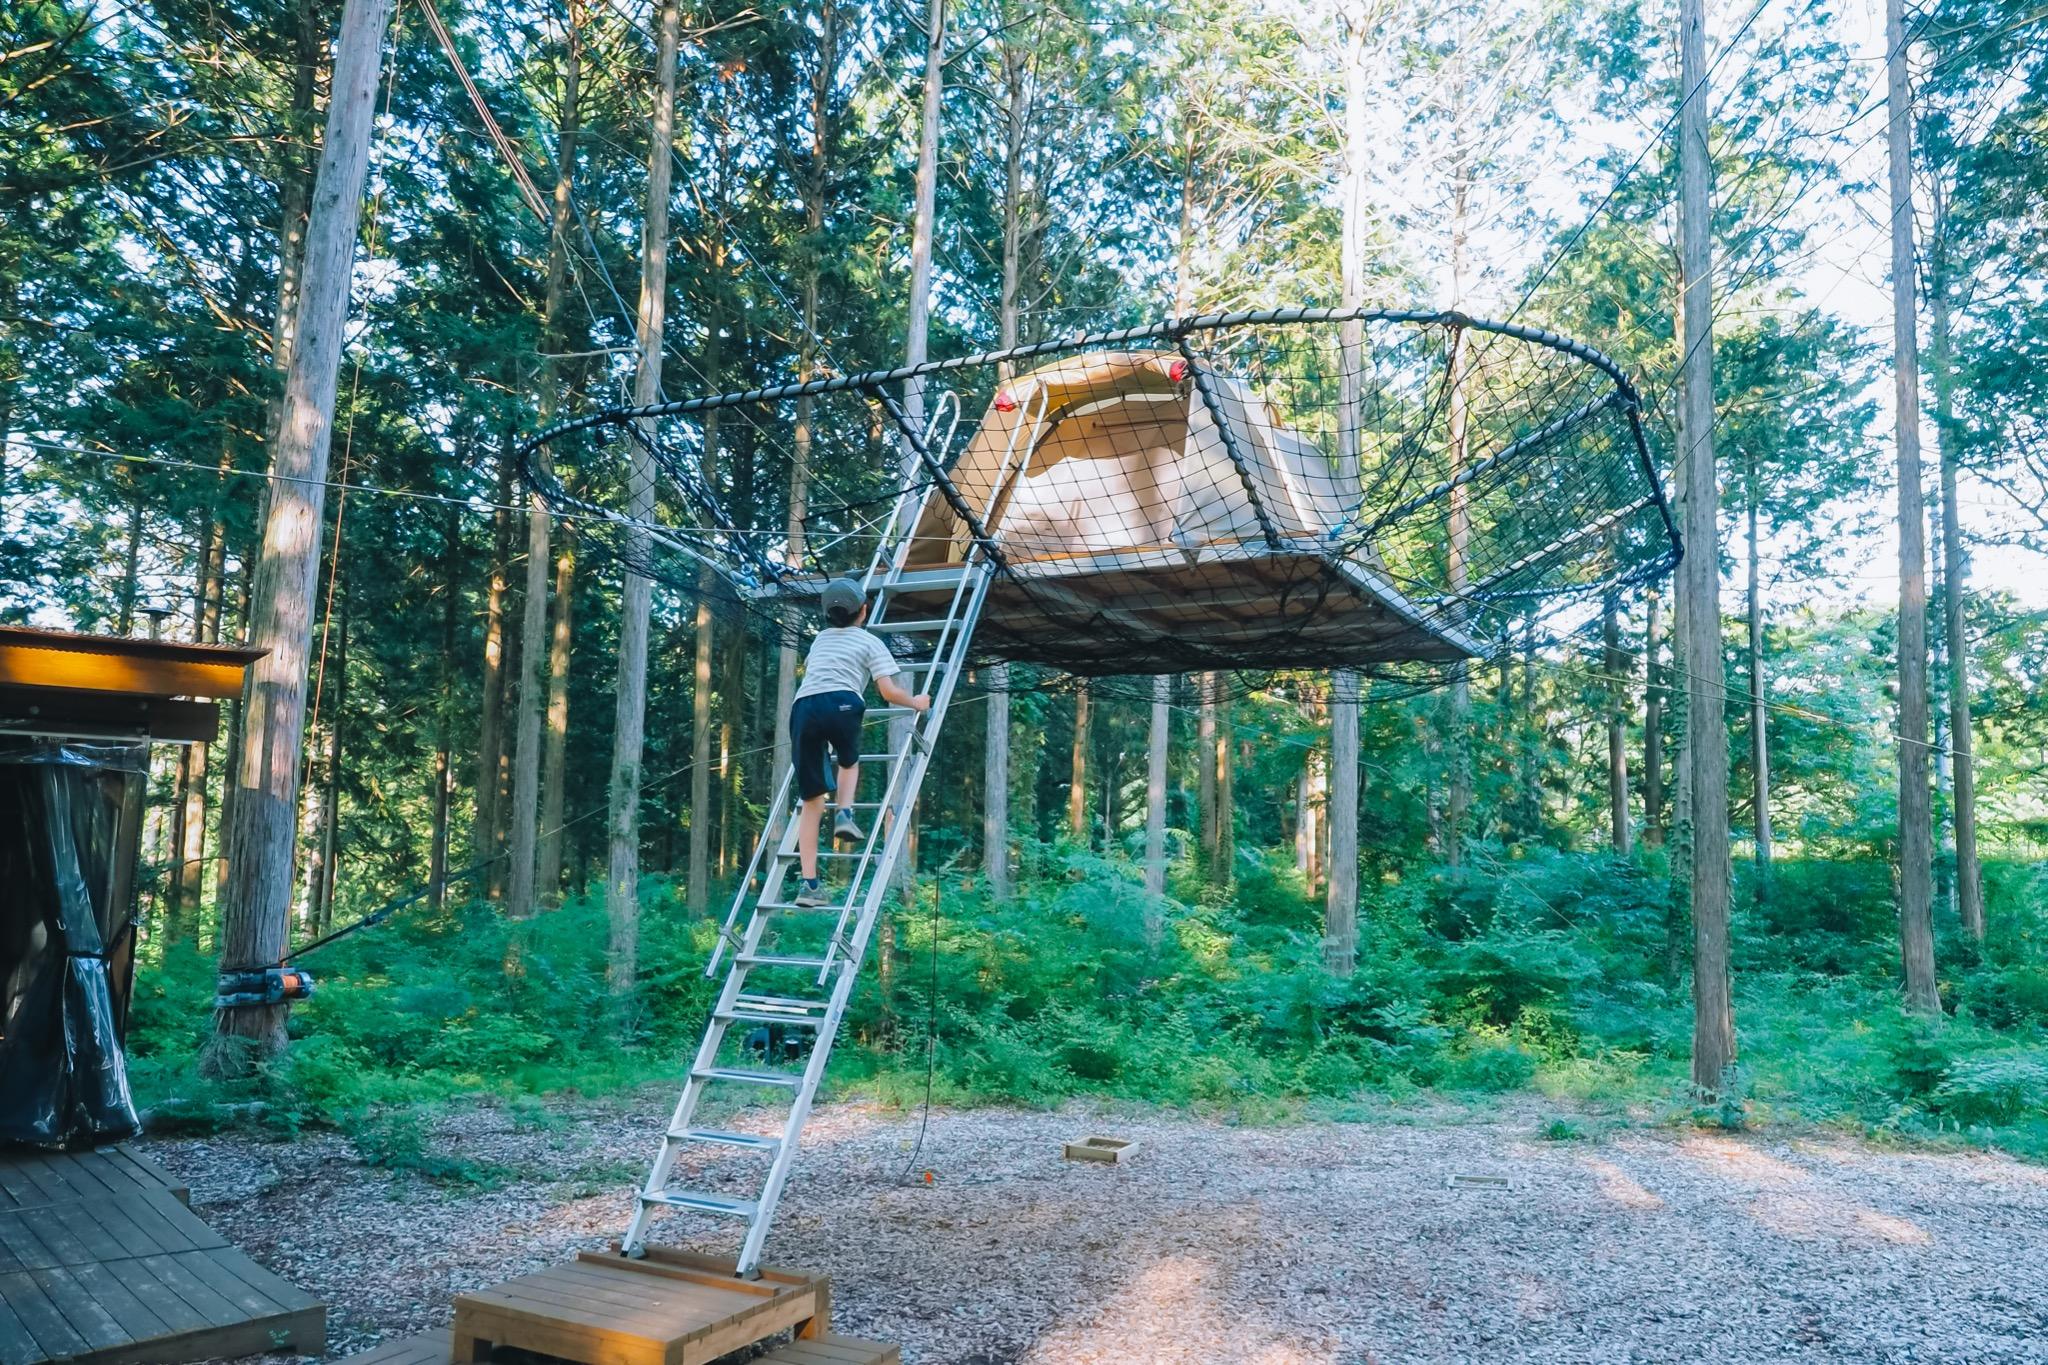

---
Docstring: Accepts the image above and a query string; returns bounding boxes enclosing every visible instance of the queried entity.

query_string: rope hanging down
[521,307,1679,684]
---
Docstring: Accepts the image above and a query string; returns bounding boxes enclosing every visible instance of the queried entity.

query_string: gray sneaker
[791,879,830,908]
[832,810,866,846]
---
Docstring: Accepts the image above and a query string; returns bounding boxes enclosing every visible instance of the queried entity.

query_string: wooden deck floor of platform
[0,1145,324,1365]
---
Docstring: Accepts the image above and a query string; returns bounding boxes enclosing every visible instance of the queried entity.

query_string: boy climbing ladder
[788,578,931,908]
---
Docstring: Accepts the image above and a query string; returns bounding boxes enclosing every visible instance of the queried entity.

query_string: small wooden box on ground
[451,1247,831,1365]
[1062,1136,1137,1164]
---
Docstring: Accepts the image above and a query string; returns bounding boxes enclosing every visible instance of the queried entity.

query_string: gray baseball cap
[820,578,866,617]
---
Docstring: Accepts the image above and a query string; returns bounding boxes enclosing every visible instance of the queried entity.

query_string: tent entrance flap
[0,740,146,1148]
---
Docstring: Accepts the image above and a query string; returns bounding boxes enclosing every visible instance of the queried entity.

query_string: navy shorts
[791,690,864,799]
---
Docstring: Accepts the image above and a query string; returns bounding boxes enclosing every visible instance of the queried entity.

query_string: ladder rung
[777,849,868,861]
[642,1189,758,1217]
[737,953,833,970]
[721,1009,825,1028]
[754,899,845,913]
[693,1066,803,1088]
[875,618,952,633]
[882,567,971,591]
[736,992,830,1012]
[668,1127,781,1153]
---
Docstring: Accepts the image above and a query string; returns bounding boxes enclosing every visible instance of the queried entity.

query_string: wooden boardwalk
[0,1146,324,1365]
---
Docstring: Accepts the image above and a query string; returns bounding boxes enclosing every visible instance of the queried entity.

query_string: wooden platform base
[343,1326,897,1365]
[452,1248,831,1365]
[0,1144,324,1365]
[338,1328,453,1365]
[757,1333,897,1365]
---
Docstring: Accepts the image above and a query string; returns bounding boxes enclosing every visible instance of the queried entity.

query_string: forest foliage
[5,0,2048,1155]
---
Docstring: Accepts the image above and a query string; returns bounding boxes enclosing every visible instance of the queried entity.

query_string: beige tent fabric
[906,351,1353,571]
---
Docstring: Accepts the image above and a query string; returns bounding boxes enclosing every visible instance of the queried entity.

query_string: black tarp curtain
[0,741,145,1147]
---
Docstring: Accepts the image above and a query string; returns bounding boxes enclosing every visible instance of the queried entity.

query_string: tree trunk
[313,605,347,933]
[1144,675,1168,905]
[985,666,1011,897]
[1325,670,1360,974]
[1067,684,1091,843]
[430,509,458,910]
[606,0,682,995]
[687,506,719,912]
[506,0,584,919]
[892,0,944,899]
[1746,456,1771,902]
[1605,592,1632,856]
[985,25,1024,893]
[170,509,227,938]
[1643,589,1665,847]
[773,4,835,847]
[682,285,726,911]
[1325,4,1370,970]
[1443,177,1472,869]
[903,0,943,420]
[1885,0,1938,1011]
[117,484,144,635]
[1679,0,1735,1084]
[214,553,253,919]
[536,522,575,904]
[206,0,396,1076]
[717,336,749,878]
[475,455,513,890]
[267,0,323,431]
[1196,673,1218,866]
[1929,185,1983,941]
[1519,623,1540,835]
[1212,689,1234,882]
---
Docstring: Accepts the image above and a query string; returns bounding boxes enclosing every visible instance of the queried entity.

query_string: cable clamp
[215,966,317,1010]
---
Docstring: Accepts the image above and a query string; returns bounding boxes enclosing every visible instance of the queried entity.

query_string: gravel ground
[145,1095,2048,1364]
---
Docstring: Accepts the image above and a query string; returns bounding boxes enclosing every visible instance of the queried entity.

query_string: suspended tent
[890,350,1481,673]
[522,308,1678,680]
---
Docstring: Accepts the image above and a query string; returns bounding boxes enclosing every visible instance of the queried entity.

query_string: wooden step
[453,1249,829,1365]
[335,1327,453,1365]
[758,1331,901,1365]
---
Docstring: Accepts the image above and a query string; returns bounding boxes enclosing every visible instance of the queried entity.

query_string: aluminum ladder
[620,388,1048,1276]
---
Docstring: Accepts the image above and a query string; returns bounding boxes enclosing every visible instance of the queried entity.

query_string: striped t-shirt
[793,626,901,702]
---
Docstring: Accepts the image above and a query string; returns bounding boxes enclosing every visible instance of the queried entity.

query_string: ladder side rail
[736,573,992,1276]
[715,398,967,971]
[974,384,1051,529]
[876,385,1034,707]
[705,761,799,978]
[816,564,993,982]
[812,673,935,953]
[820,564,993,979]
[861,392,961,596]
[631,851,798,1247]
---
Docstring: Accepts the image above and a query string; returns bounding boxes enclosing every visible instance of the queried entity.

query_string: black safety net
[0,740,145,1148]
[521,308,1678,686]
